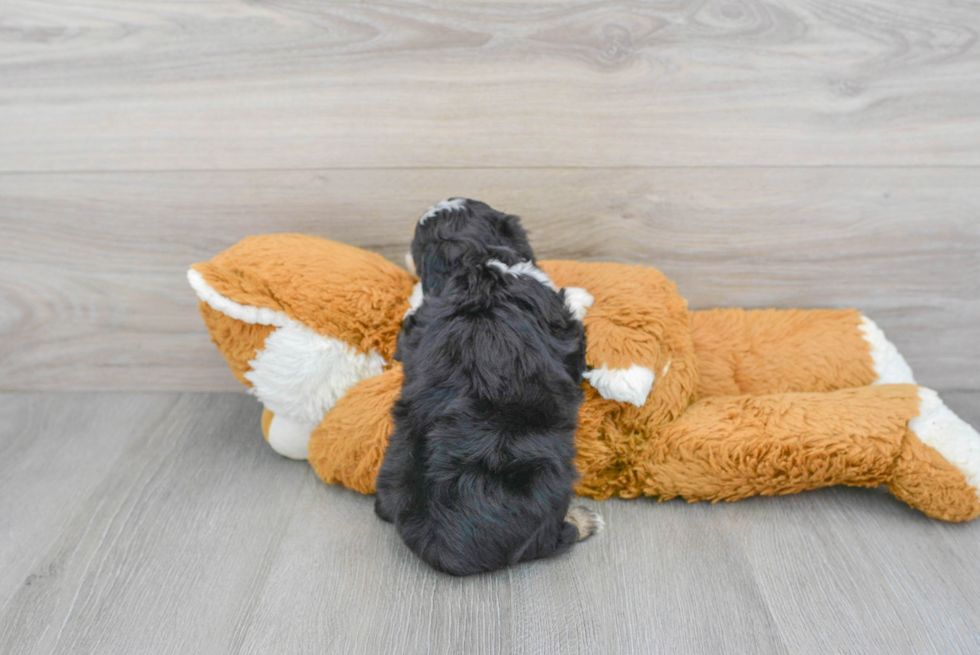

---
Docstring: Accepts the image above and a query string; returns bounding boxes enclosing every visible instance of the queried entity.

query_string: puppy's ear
[497,214,535,263]
[484,244,523,266]
[419,239,471,296]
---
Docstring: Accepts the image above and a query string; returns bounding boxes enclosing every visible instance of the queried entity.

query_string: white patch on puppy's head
[485,259,558,291]
[419,198,467,225]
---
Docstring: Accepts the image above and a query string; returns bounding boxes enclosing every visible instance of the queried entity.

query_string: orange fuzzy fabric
[689,308,876,397]
[307,366,405,494]
[193,235,980,522]
[191,234,415,361]
[199,303,274,387]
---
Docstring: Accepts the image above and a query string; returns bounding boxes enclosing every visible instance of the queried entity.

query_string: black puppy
[375,198,602,576]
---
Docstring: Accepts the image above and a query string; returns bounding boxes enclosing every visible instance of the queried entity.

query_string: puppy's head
[409,198,534,295]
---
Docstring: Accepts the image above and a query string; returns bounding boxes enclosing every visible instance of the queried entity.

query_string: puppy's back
[376,263,589,575]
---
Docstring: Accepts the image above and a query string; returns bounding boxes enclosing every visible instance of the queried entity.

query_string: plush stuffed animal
[188,234,980,522]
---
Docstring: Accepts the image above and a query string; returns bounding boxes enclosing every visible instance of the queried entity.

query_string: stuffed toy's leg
[635,384,980,522]
[304,365,404,494]
[689,308,914,397]
[542,260,697,408]
[285,366,980,522]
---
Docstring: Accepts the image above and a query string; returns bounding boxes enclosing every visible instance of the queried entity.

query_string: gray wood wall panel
[2,169,978,392]
[1,1,979,170]
[2,392,978,655]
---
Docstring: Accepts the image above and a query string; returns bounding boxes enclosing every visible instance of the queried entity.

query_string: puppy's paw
[565,506,604,541]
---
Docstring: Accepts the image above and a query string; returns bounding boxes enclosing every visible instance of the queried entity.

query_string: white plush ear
[583,364,656,407]
[187,268,287,327]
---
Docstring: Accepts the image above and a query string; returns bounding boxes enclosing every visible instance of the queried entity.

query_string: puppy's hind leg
[513,507,604,566]
[373,465,401,524]
[565,506,604,541]
[374,494,395,523]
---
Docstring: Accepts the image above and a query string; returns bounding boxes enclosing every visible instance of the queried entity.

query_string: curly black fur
[375,199,592,576]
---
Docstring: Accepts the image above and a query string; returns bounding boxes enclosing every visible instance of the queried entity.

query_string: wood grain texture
[0,393,309,654]
[1,0,979,171]
[2,168,978,392]
[2,392,979,654]
[0,394,178,606]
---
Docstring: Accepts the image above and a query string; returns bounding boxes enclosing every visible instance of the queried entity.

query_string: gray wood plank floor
[2,391,979,655]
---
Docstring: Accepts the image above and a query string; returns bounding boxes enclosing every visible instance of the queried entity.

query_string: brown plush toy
[188,234,980,523]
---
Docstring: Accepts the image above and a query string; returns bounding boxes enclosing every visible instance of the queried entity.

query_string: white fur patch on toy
[858,315,916,384]
[910,388,980,500]
[188,268,386,458]
[404,282,424,319]
[583,364,656,407]
[267,413,314,460]
[245,321,385,431]
[562,287,594,322]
